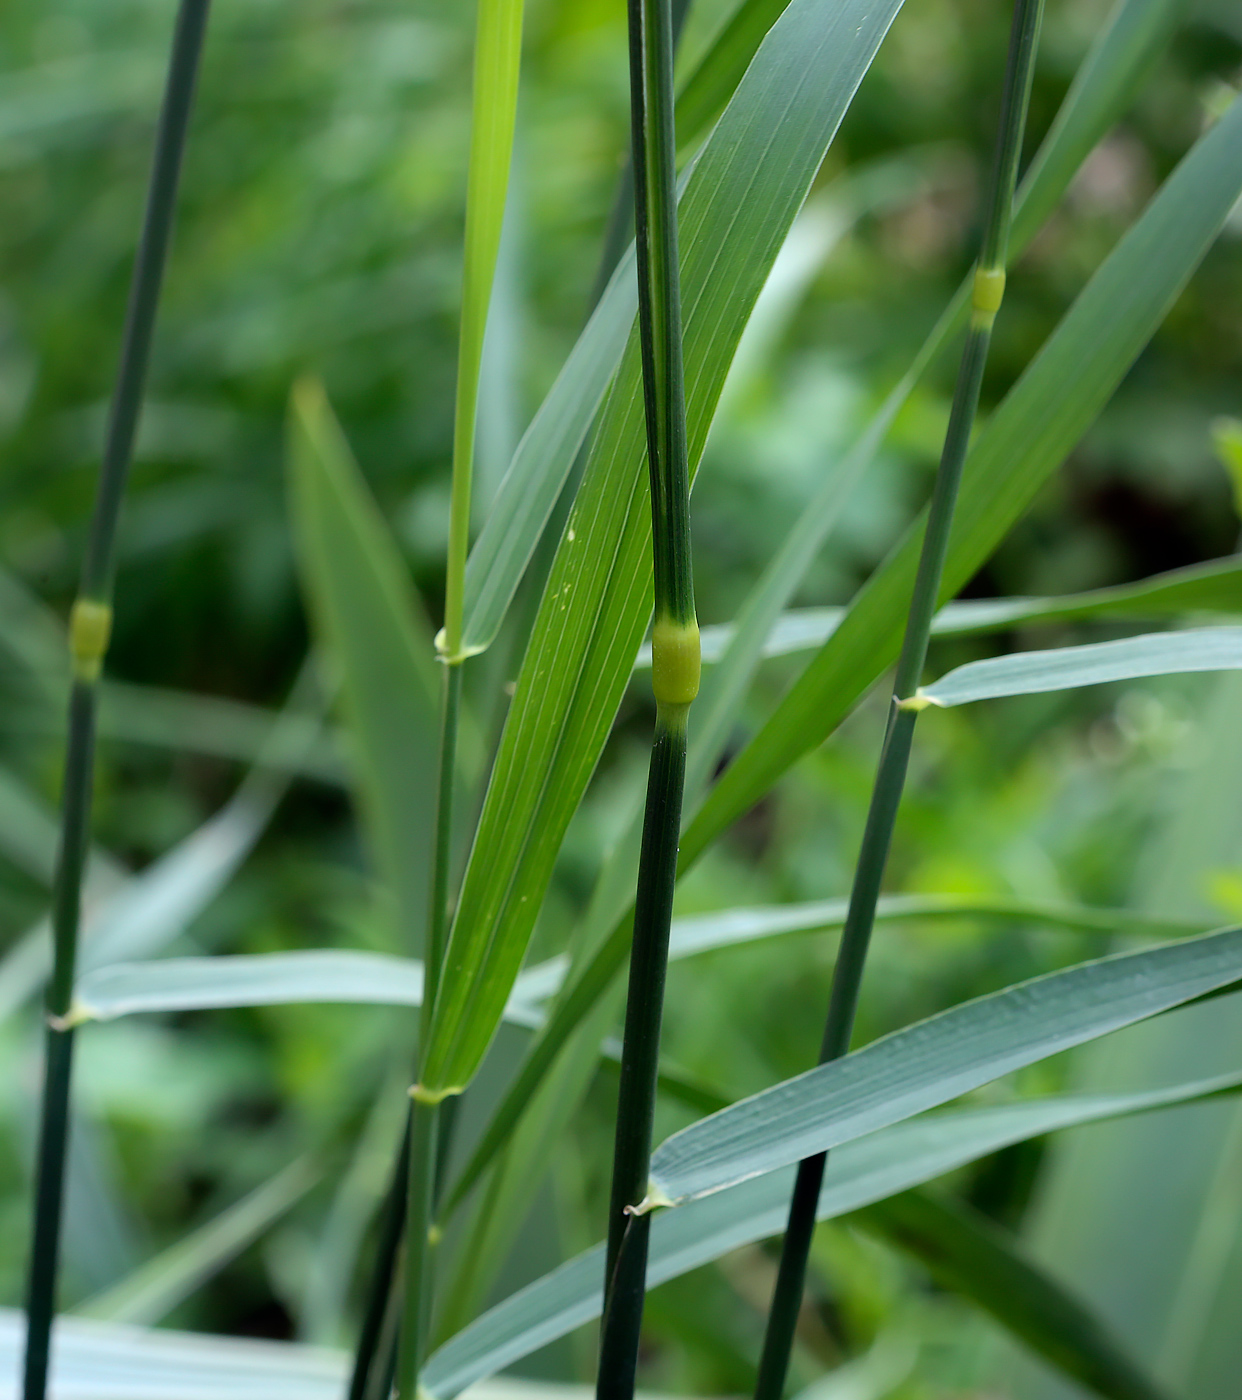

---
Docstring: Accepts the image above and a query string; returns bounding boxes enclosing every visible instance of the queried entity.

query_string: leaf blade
[920,626,1242,708]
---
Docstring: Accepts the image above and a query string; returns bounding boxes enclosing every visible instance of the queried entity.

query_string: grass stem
[21,5,210,1396]
[596,0,696,1394]
[751,3,1045,1396]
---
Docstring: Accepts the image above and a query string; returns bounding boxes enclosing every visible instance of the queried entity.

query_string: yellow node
[895,691,938,713]
[650,618,700,707]
[971,267,1006,328]
[409,1082,463,1105]
[69,599,113,682]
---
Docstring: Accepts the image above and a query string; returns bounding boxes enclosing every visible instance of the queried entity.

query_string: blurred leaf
[689,94,1242,863]
[0,780,281,1024]
[1212,417,1242,520]
[919,627,1242,708]
[634,556,1242,667]
[424,1068,1242,1397]
[68,950,547,1026]
[76,1157,320,1326]
[856,1190,1169,1400]
[422,0,910,1098]
[287,379,443,953]
[647,925,1242,1206]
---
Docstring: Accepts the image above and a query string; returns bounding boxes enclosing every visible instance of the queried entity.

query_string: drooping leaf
[67,951,548,1027]
[647,924,1242,1206]
[855,1190,1169,1400]
[424,1068,1242,1397]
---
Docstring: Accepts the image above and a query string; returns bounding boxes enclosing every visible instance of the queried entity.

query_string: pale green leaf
[918,627,1242,709]
[647,925,1242,1205]
[424,1068,1242,1397]
[634,556,1242,668]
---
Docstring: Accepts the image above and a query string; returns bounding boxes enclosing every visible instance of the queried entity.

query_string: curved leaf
[647,925,1242,1206]
[424,1068,1242,1397]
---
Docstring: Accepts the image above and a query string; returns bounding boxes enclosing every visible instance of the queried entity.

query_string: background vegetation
[2,0,1241,1395]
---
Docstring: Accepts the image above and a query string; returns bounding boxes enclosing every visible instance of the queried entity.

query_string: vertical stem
[21,5,210,1398]
[397,1095,440,1399]
[597,0,696,1396]
[751,3,1044,1397]
[346,1124,411,1400]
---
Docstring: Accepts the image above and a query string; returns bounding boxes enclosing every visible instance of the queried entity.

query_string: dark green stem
[597,0,694,1392]
[751,3,1044,1397]
[82,0,213,604]
[346,1123,411,1400]
[598,713,687,1400]
[397,1096,440,1398]
[629,0,693,629]
[21,6,210,1397]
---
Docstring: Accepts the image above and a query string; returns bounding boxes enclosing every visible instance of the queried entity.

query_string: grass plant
[11,1,1242,1398]
[751,2,1046,1393]
[20,3,212,1395]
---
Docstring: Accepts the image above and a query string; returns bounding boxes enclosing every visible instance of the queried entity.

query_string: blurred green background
[1,0,1241,1395]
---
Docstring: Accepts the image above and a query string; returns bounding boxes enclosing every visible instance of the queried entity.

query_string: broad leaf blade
[920,627,1242,708]
[422,0,910,1095]
[648,924,1242,1205]
[68,951,546,1027]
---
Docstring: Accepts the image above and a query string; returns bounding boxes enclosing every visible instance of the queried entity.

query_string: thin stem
[596,0,695,1395]
[397,1097,439,1399]
[751,3,1044,1397]
[424,664,463,1040]
[22,5,210,1398]
[346,1124,411,1400]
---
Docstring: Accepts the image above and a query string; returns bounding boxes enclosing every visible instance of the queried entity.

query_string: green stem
[21,5,210,1397]
[751,3,1044,1397]
[397,1096,440,1399]
[346,1122,411,1400]
[596,0,695,1394]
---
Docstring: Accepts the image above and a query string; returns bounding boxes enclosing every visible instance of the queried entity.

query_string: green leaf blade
[687,95,1242,863]
[421,0,910,1095]
[648,924,1242,1205]
[920,626,1242,708]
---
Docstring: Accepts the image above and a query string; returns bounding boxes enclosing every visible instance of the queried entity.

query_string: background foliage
[2,0,1241,1395]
